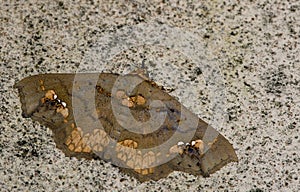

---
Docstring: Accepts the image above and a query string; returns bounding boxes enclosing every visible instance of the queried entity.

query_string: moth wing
[14,74,74,118]
[163,120,238,177]
[15,74,94,159]
[15,73,238,182]
[200,130,238,176]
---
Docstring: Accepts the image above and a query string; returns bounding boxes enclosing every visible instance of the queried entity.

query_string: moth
[15,72,238,182]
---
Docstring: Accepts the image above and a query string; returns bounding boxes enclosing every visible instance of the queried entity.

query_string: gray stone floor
[1,1,299,191]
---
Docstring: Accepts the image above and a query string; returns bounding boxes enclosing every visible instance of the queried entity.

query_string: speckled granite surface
[1,0,299,191]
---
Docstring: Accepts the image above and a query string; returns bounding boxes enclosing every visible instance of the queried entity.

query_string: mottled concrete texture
[1,0,299,191]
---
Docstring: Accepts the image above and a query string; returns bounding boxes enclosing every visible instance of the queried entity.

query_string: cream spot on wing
[56,106,69,118]
[45,90,56,100]
[194,139,204,154]
[74,145,83,152]
[82,145,92,153]
[121,98,134,108]
[116,90,126,99]
[135,95,146,105]
[208,138,218,148]
[80,129,111,153]
[116,139,157,175]
[61,101,67,107]
[39,80,45,91]
[68,144,75,151]
[169,144,183,155]
[177,141,184,146]
[66,126,92,153]
[65,137,72,145]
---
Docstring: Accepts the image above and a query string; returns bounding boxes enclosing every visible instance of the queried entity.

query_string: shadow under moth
[15,72,238,182]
